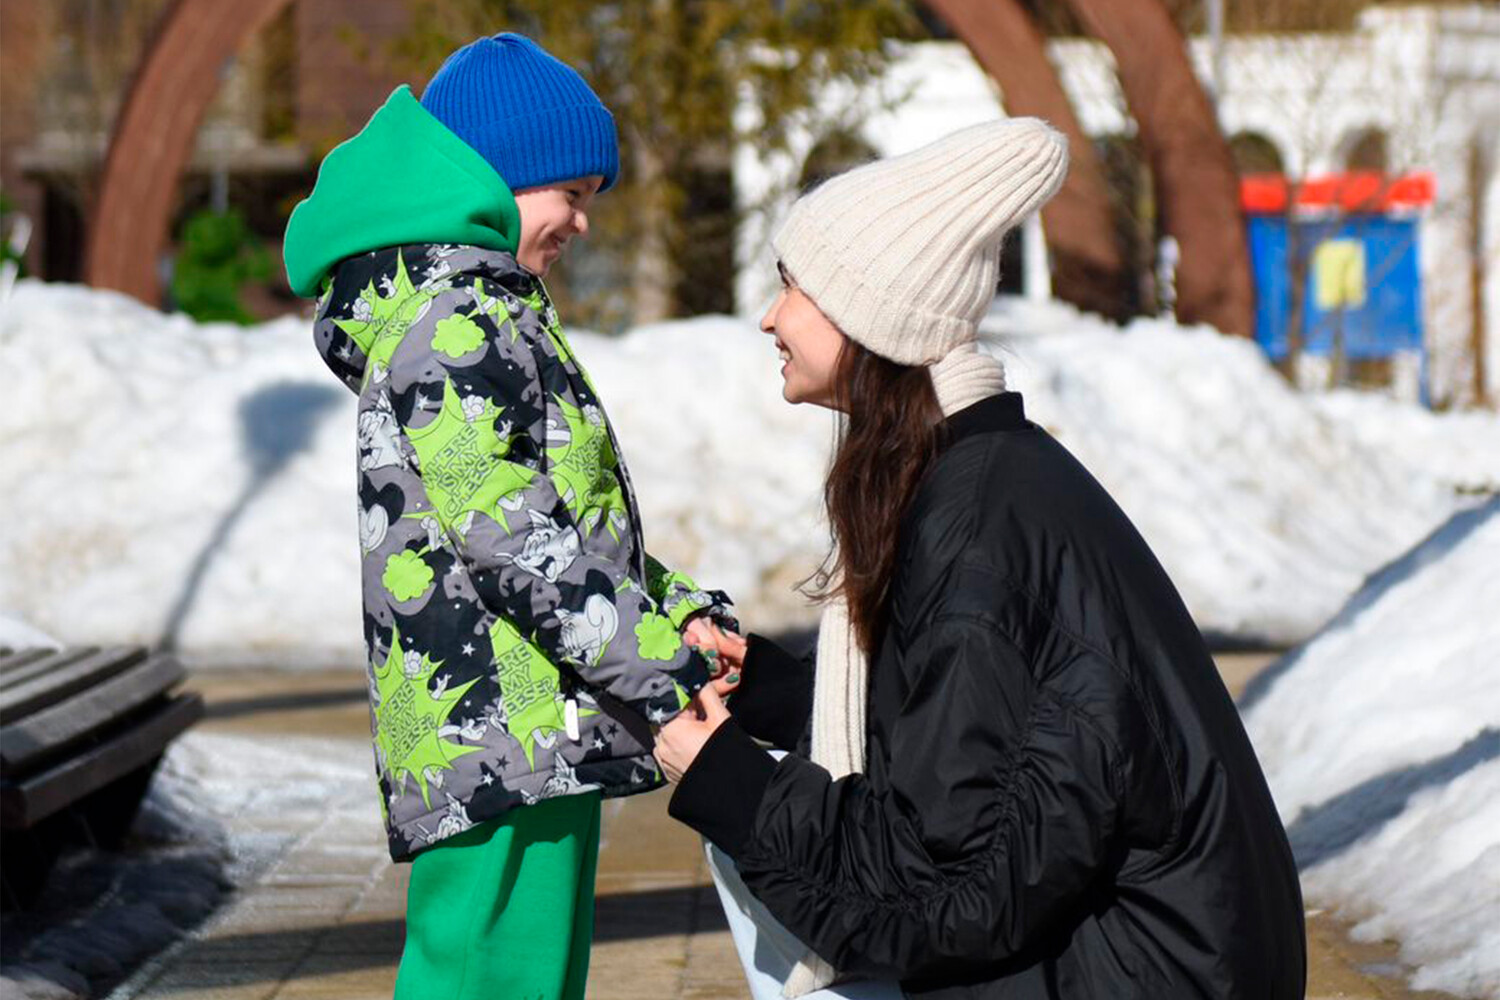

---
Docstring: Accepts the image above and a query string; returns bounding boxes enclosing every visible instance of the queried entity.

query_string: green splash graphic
[546,395,628,539]
[332,251,437,383]
[375,629,483,810]
[490,618,595,769]
[406,377,535,534]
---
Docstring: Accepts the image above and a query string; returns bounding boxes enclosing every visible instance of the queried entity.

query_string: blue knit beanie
[420,33,620,193]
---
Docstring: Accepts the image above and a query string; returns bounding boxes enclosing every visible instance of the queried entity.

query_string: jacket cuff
[647,556,736,631]
[729,634,815,751]
[668,719,777,860]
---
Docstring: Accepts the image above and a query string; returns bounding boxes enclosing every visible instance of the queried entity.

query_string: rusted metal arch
[85,0,295,305]
[1066,0,1253,337]
[921,0,1131,322]
[927,0,1252,337]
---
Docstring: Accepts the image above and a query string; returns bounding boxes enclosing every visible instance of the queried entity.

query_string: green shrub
[171,209,272,324]
[0,191,27,279]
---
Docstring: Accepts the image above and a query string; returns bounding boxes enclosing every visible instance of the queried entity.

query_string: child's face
[760,262,848,410]
[513,176,603,277]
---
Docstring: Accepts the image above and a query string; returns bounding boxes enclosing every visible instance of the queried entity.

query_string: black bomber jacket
[670,393,1305,1000]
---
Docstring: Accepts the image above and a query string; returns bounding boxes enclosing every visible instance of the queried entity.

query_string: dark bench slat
[0,647,104,692]
[0,648,65,681]
[0,692,204,828]
[0,654,187,773]
[0,647,149,725]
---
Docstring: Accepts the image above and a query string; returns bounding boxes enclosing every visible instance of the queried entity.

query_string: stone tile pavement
[98,656,1445,1000]
[109,791,740,1000]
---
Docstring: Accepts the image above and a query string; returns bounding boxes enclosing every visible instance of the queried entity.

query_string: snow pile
[1,283,355,664]
[1242,497,1500,998]
[986,297,1496,643]
[1,280,1493,662]
[1306,388,1500,497]
[1,610,59,650]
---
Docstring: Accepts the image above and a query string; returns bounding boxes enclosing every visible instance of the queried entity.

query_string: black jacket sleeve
[671,615,1124,982]
[668,719,778,857]
[726,633,815,751]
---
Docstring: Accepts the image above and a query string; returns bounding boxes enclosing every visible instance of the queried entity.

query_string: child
[656,120,1306,999]
[283,33,736,1000]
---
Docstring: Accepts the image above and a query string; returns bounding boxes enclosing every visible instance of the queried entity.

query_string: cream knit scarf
[782,344,1005,998]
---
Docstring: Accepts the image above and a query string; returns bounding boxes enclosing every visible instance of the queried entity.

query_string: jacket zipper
[530,279,640,745]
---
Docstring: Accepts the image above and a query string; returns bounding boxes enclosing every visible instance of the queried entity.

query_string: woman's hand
[654,685,731,784]
[682,617,747,697]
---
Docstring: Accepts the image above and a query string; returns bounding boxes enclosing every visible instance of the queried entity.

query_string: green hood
[282,85,520,297]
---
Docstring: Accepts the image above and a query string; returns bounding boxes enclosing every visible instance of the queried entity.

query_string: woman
[655,120,1306,999]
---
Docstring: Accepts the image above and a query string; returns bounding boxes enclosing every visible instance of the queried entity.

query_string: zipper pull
[564,695,581,742]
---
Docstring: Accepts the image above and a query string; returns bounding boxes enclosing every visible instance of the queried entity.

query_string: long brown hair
[805,338,945,654]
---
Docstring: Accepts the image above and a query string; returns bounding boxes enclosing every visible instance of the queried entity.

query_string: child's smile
[513,176,603,277]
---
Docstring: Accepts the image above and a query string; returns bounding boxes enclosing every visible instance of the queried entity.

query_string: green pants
[395,791,603,1000]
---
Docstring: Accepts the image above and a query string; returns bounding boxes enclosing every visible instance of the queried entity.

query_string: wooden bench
[0,645,204,909]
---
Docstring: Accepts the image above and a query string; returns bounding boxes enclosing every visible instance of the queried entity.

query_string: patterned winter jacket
[313,242,731,859]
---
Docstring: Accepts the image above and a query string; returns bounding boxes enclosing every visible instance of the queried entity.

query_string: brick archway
[85,0,294,305]
[924,0,1251,337]
[1065,0,1253,338]
[920,0,1130,322]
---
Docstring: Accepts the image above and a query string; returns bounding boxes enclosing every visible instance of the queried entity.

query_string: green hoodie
[282,85,520,297]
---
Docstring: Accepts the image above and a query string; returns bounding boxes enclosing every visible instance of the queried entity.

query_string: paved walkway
[102,656,1444,1000]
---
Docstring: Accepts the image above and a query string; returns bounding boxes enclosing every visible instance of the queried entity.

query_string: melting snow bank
[985,297,1499,643]
[0,730,372,999]
[0,611,59,649]
[1,281,1495,661]
[1242,496,1500,998]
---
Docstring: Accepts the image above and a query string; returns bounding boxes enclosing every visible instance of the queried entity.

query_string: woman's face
[760,263,847,409]
[513,175,603,277]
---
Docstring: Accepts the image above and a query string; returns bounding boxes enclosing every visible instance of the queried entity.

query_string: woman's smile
[759,274,848,408]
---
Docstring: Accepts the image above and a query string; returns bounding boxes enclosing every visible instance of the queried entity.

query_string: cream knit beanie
[772,117,1068,369]
[774,119,1069,999]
